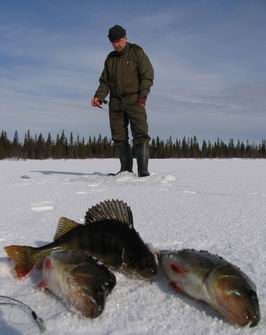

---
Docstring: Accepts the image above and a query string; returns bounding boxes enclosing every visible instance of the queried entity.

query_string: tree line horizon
[0,130,266,159]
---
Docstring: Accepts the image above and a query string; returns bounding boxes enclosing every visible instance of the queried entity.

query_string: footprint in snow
[114,173,177,184]
[160,175,176,184]
[115,174,137,183]
[31,201,55,212]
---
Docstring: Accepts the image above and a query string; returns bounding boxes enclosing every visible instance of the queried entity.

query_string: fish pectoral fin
[37,280,48,289]
[85,199,134,228]
[53,217,82,241]
[170,264,187,276]
[35,262,43,271]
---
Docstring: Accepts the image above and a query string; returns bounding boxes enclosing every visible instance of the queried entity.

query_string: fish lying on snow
[160,249,260,327]
[4,199,157,279]
[38,251,116,318]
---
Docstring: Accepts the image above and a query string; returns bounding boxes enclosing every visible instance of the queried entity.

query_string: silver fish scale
[85,199,134,228]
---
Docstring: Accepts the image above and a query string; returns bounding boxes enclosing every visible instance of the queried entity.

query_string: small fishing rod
[0,295,46,333]
[96,99,109,113]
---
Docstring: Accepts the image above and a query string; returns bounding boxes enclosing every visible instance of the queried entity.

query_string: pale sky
[0,0,265,142]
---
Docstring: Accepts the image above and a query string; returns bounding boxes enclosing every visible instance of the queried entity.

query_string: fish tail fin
[4,245,36,279]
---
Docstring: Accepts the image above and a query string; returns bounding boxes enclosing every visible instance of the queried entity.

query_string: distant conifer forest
[0,130,265,159]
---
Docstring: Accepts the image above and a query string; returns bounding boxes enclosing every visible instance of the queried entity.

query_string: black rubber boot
[110,142,133,175]
[134,142,150,177]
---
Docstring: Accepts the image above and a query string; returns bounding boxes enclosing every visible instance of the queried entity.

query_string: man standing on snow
[91,25,154,177]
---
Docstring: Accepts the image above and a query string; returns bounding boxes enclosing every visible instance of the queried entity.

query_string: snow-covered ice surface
[0,158,265,335]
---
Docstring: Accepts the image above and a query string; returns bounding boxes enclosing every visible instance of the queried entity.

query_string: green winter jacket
[95,43,154,100]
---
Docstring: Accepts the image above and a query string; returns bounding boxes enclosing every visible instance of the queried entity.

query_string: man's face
[111,37,127,52]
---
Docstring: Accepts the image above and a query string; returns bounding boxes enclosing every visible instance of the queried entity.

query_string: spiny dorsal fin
[85,199,134,228]
[53,217,82,241]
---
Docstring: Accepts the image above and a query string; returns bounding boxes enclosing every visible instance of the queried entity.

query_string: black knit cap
[108,25,126,42]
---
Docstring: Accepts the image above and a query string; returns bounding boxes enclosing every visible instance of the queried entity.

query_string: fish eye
[247,290,257,300]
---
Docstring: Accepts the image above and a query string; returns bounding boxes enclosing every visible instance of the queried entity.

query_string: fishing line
[95,99,109,113]
[0,295,46,333]
[98,106,109,113]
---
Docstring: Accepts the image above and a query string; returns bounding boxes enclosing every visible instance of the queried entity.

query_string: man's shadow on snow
[156,266,224,323]
[30,170,108,176]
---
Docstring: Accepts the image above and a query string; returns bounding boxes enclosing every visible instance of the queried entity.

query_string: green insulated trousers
[109,94,150,144]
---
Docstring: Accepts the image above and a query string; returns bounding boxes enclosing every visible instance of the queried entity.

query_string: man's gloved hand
[91,96,102,108]
[137,96,147,108]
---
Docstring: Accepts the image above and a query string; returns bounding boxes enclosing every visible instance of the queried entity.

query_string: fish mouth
[90,304,104,318]
[246,307,260,327]
[78,302,104,319]
[235,307,260,327]
[217,302,260,327]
